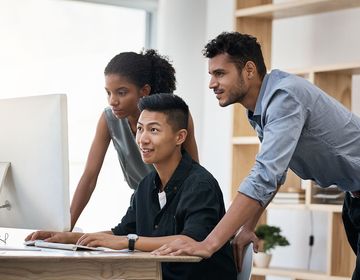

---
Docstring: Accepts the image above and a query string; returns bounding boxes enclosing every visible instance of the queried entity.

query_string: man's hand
[232,226,259,272]
[25,231,81,244]
[76,233,126,250]
[151,237,213,258]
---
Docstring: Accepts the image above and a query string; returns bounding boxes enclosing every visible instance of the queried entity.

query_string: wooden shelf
[234,2,357,279]
[269,203,342,212]
[232,136,260,145]
[252,266,350,280]
[288,63,360,76]
[235,0,360,19]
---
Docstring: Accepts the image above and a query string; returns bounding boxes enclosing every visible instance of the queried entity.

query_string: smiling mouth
[140,148,153,154]
[214,89,223,95]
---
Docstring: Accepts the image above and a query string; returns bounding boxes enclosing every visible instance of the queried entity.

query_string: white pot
[253,252,272,268]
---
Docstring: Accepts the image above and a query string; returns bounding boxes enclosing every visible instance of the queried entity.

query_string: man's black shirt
[112,151,237,280]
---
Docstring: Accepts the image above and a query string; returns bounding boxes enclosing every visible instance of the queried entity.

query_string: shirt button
[154,224,159,229]
[174,186,177,192]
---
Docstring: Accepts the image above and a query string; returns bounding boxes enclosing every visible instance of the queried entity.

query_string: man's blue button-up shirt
[239,70,360,206]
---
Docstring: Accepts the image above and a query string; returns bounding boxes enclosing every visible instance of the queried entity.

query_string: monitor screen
[0,94,70,231]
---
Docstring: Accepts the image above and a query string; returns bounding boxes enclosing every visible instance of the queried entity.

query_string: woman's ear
[176,129,188,146]
[140,84,151,97]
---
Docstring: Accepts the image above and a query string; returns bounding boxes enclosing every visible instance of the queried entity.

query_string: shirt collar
[252,73,269,117]
[153,150,193,194]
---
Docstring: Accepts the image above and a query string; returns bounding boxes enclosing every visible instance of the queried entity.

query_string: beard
[218,76,247,107]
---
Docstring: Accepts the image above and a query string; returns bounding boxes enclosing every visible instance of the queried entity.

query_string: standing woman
[70,49,199,230]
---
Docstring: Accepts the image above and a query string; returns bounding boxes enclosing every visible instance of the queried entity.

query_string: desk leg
[0,259,163,280]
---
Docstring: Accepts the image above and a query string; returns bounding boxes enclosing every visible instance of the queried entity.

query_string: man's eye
[137,126,142,132]
[151,128,158,133]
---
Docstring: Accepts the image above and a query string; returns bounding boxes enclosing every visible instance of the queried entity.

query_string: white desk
[0,249,201,280]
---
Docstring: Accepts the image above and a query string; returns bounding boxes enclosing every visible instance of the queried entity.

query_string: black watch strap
[128,238,136,251]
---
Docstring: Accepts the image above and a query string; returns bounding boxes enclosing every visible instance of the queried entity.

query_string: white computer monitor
[0,94,70,231]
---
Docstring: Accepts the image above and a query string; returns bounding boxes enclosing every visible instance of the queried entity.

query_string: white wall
[157,0,235,206]
[0,0,146,244]
[157,0,207,157]
[156,0,360,277]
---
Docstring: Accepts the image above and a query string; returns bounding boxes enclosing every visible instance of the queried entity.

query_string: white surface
[0,94,70,231]
[0,245,41,251]
[238,242,253,280]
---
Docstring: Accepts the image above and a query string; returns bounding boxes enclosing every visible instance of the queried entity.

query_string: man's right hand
[25,231,81,244]
[232,226,259,272]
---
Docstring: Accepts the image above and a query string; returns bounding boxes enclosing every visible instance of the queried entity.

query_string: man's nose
[209,76,218,89]
[139,130,150,144]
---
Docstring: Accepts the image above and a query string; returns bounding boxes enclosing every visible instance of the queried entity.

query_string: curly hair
[203,32,267,79]
[104,49,176,95]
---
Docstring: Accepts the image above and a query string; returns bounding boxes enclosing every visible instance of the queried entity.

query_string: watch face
[127,234,139,240]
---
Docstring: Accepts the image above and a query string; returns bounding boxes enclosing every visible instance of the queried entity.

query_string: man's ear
[140,84,151,97]
[244,61,256,79]
[176,129,188,146]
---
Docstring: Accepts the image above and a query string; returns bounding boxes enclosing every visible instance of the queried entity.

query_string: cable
[307,210,314,270]
[0,232,9,245]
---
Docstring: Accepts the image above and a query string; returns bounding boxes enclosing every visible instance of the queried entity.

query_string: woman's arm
[183,112,199,162]
[70,112,111,230]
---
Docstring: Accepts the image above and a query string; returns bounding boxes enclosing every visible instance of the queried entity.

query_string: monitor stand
[0,162,11,210]
[0,162,10,192]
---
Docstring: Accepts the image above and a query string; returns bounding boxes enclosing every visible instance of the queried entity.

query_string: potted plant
[253,224,290,268]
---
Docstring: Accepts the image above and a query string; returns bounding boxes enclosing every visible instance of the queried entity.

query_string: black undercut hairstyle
[138,93,189,132]
[203,31,267,79]
[104,49,176,94]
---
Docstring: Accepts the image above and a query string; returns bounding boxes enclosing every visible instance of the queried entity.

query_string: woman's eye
[118,90,127,96]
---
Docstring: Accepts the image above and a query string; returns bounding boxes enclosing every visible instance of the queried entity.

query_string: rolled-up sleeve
[239,90,305,206]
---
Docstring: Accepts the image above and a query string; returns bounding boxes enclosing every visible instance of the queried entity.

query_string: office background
[1,1,360,279]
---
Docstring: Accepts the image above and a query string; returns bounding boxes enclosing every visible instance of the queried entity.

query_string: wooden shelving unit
[233,1,360,279]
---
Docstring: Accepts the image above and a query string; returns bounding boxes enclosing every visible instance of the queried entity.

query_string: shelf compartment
[232,104,256,137]
[252,266,351,280]
[235,0,360,20]
[268,202,342,212]
[231,144,258,198]
[328,212,356,277]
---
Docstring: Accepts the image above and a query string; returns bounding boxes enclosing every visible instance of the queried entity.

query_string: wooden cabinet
[233,1,360,279]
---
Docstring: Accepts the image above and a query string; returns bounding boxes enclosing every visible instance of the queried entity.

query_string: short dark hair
[104,49,176,94]
[203,32,267,79]
[138,93,189,131]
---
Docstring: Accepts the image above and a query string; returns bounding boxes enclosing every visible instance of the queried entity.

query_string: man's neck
[241,76,263,112]
[154,150,182,192]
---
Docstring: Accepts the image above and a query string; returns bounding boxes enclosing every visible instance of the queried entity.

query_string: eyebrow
[104,86,128,91]
[137,121,161,126]
[209,68,225,75]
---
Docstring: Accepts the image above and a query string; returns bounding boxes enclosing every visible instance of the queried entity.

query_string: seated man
[26,93,237,280]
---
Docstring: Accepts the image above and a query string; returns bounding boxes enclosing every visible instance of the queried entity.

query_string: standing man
[153,32,360,279]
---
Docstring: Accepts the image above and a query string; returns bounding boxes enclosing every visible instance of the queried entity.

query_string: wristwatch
[127,234,139,251]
